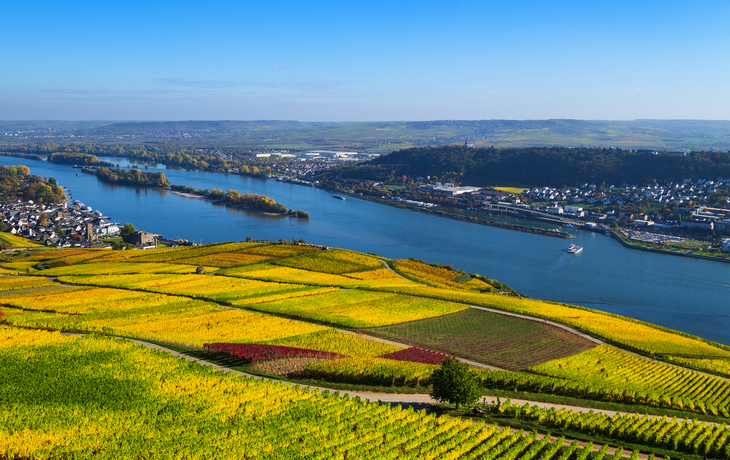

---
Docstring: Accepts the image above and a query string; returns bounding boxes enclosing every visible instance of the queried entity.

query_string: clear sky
[2,0,729,121]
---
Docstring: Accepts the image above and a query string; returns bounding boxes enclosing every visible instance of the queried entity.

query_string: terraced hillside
[2,237,729,458]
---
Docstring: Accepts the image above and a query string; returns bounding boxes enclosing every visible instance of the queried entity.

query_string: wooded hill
[350,146,730,187]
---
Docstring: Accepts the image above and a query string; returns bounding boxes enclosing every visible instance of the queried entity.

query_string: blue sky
[2,0,729,121]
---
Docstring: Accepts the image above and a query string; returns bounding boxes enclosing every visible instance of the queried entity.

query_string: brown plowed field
[367,308,596,370]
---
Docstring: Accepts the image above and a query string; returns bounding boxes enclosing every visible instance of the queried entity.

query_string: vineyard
[667,356,730,378]
[203,342,348,363]
[391,258,492,291]
[0,327,608,460]
[367,283,730,357]
[220,263,418,288]
[530,345,730,416]
[265,330,402,358]
[492,400,730,457]
[380,347,451,365]
[368,308,597,370]
[0,284,330,346]
[302,357,440,387]
[244,288,469,328]
[0,232,42,248]
[271,249,384,274]
[2,240,730,457]
[37,261,215,275]
[56,273,332,304]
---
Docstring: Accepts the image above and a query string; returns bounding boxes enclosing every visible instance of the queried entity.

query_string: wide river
[5,156,730,345]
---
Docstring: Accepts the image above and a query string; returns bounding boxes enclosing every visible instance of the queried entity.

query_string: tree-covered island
[170,184,309,218]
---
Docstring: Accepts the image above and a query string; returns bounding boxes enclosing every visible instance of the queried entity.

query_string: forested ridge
[355,146,730,186]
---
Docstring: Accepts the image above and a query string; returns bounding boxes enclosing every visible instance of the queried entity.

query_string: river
[5,156,730,345]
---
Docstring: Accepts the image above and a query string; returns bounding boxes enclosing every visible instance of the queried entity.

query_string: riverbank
[169,190,203,199]
[611,230,730,264]
[331,190,573,239]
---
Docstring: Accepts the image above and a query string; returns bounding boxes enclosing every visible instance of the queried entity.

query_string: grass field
[494,186,530,194]
[368,308,596,370]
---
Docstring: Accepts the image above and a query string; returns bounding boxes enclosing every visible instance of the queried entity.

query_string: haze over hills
[3,119,730,153]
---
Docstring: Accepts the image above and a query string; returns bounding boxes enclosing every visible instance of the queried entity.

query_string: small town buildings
[0,200,123,248]
[129,231,157,249]
[547,206,563,215]
[419,183,482,197]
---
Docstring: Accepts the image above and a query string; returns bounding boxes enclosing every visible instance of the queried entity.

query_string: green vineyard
[494,400,729,458]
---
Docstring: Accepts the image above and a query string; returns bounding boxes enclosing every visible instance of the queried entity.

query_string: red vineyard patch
[203,343,348,363]
[378,347,449,365]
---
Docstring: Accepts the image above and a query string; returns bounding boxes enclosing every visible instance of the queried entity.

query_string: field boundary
[470,305,605,346]
[335,328,505,371]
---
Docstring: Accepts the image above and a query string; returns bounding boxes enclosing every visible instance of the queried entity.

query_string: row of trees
[5,143,277,178]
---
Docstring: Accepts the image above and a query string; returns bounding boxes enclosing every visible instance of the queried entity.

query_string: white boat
[567,244,583,254]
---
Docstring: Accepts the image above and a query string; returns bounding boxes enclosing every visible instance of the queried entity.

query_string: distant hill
[4,119,730,152]
[77,120,348,136]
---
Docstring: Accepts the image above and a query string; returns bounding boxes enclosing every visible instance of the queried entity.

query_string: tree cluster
[90,167,170,188]
[169,184,308,217]
[0,165,65,203]
[47,152,112,166]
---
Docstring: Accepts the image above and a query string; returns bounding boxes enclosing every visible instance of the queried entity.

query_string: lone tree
[119,223,136,243]
[430,358,482,409]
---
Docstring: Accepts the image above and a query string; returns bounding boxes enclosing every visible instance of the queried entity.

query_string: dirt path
[378,258,410,281]
[373,264,605,349]
[470,305,604,346]
[121,334,716,427]
[121,337,670,459]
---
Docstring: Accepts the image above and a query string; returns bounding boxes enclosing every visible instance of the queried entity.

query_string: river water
[6,156,730,345]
